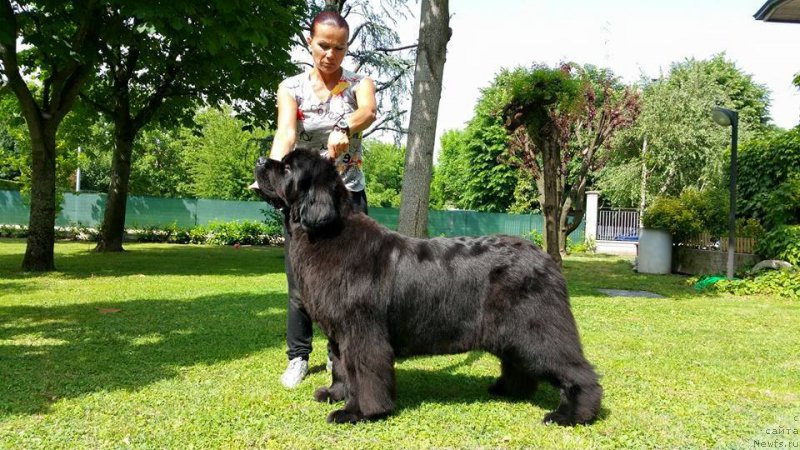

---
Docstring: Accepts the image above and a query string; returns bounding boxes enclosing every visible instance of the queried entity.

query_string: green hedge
[755,225,800,265]
[0,219,284,246]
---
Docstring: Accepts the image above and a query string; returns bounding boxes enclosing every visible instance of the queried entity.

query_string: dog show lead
[266,10,377,389]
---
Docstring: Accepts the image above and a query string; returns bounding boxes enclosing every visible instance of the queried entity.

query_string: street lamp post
[711,107,738,280]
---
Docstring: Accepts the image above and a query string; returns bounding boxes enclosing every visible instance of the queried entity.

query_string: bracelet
[334,119,351,137]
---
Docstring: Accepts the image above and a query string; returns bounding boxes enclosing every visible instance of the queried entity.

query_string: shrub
[525,229,544,248]
[641,196,702,240]
[755,225,800,265]
[568,237,596,254]
[188,225,210,244]
[203,220,281,246]
[679,188,728,237]
[55,224,98,241]
[135,225,169,243]
[763,174,800,228]
[261,207,284,236]
[736,218,765,239]
[643,189,731,241]
[704,269,800,300]
[0,224,27,238]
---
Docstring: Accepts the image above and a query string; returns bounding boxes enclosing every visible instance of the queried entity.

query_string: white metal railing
[597,209,640,241]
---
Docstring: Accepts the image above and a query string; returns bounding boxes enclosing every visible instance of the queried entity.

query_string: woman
[269,11,377,388]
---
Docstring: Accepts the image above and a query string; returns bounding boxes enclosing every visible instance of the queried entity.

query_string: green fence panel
[0,190,584,242]
[125,195,198,228]
[0,190,28,225]
[368,207,399,230]
[57,193,105,227]
[196,198,266,226]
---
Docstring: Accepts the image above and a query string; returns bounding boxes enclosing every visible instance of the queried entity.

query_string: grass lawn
[1,239,798,449]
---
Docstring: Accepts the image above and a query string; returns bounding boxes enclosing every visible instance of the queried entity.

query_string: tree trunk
[558,196,571,256]
[540,136,562,267]
[397,0,450,237]
[22,124,58,271]
[559,176,588,255]
[96,115,135,252]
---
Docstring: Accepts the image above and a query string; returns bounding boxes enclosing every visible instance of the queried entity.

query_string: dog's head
[253,149,349,233]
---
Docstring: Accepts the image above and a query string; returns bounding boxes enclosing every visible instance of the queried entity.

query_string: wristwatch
[333,119,351,137]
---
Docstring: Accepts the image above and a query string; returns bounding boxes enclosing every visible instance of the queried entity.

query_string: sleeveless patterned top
[280,69,366,192]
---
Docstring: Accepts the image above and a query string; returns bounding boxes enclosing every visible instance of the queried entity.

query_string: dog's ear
[252,156,287,210]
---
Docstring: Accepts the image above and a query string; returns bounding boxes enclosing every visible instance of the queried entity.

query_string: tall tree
[429,128,470,209]
[183,107,270,201]
[552,65,639,253]
[502,66,580,267]
[0,0,105,271]
[361,140,406,207]
[83,1,303,251]
[397,0,450,237]
[502,65,639,261]
[432,77,539,213]
[598,55,769,210]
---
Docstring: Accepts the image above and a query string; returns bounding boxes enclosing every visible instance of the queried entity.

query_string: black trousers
[285,189,368,361]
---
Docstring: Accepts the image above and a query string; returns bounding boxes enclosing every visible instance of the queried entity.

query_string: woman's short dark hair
[311,11,350,37]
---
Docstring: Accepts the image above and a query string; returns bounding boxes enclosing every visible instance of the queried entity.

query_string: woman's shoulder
[341,69,368,86]
[279,71,310,91]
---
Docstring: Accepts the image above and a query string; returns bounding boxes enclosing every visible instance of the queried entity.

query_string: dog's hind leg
[488,355,538,399]
[327,329,396,424]
[515,335,602,426]
[314,340,348,404]
[540,360,603,426]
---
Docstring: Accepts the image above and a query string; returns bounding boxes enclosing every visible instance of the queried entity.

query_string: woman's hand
[327,129,350,159]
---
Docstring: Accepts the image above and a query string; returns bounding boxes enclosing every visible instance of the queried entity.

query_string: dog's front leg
[326,329,396,424]
[314,339,348,404]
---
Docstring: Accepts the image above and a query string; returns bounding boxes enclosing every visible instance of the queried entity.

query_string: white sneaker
[326,356,333,372]
[280,357,308,389]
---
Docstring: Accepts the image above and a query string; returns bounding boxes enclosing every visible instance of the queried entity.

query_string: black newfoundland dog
[254,149,602,426]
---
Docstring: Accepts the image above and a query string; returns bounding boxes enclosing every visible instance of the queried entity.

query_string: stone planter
[637,228,673,274]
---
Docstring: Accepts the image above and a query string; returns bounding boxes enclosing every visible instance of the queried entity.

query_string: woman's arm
[349,76,377,134]
[327,77,377,158]
[269,86,298,162]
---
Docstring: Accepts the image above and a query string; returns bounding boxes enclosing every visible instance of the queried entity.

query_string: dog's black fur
[254,149,602,426]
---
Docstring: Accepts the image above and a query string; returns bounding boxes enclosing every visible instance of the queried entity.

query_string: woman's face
[307,23,348,76]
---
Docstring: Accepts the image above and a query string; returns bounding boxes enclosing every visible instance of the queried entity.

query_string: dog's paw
[542,410,575,427]
[326,409,362,424]
[314,384,346,404]
[314,387,332,403]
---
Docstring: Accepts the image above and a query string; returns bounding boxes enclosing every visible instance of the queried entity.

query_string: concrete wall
[672,247,759,275]
[596,240,638,256]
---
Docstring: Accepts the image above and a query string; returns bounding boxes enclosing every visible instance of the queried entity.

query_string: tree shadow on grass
[0,292,287,417]
[0,244,286,281]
